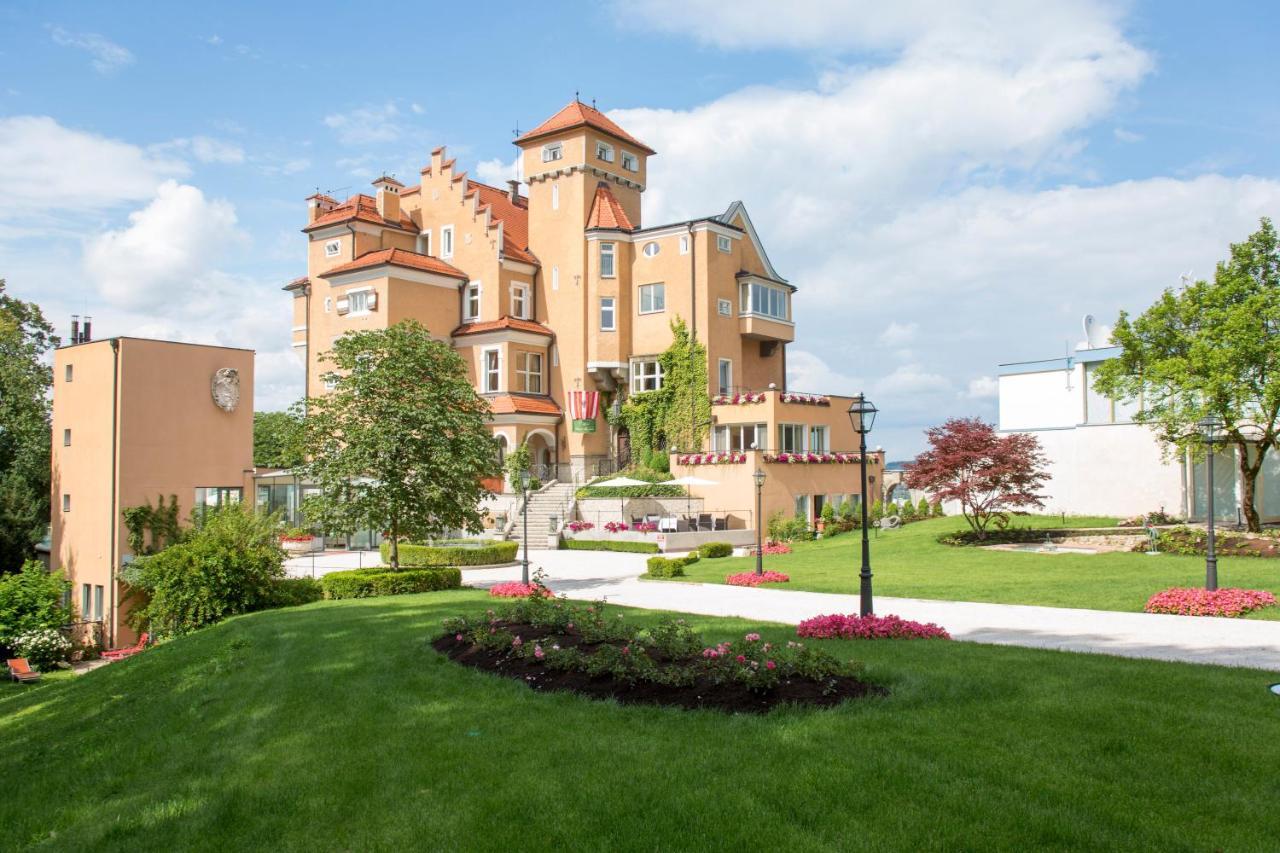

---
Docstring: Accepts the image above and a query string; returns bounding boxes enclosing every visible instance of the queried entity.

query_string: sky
[3,0,1279,457]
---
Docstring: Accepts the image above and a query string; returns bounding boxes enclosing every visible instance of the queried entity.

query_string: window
[638,283,665,314]
[324,239,341,257]
[630,358,664,393]
[595,140,614,162]
[740,281,789,321]
[347,290,372,314]
[717,234,732,253]
[420,230,432,256]
[794,494,809,520]
[718,298,732,317]
[542,143,563,162]
[551,266,560,291]
[518,352,543,393]
[81,584,90,619]
[511,283,529,319]
[643,242,660,257]
[65,364,73,382]
[62,494,70,513]
[464,282,481,321]
[778,423,806,453]
[552,185,559,210]
[600,297,616,331]
[483,348,501,393]
[93,585,103,621]
[679,235,689,254]
[621,151,638,171]
[713,423,765,452]
[441,225,454,258]
[809,425,828,453]
[194,487,242,515]
[63,428,71,447]
[324,297,332,313]
[600,242,616,278]
[718,359,733,395]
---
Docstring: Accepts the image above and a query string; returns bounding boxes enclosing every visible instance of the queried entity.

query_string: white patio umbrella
[663,475,718,519]
[590,476,652,519]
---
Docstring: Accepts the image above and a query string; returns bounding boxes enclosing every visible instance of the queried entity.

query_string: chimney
[373,176,402,223]
[507,180,520,203]
[82,316,92,342]
[306,191,338,224]
[70,315,80,344]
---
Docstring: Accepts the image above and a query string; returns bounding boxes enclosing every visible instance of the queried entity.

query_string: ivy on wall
[121,494,181,555]
[615,318,711,460]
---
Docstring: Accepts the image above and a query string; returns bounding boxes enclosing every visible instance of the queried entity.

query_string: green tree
[1093,218,1280,532]
[254,407,306,468]
[0,280,59,571]
[0,560,72,643]
[917,497,931,518]
[302,321,500,568]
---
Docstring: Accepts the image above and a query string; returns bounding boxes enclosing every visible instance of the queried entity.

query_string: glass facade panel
[1191,449,1239,521]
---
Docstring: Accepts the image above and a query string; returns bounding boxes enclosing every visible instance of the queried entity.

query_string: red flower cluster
[566,520,594,532]
[603,521,629,533]
[796,613,951,640]
[763,452,857,464]
[677,452,747,465]
[488,582,553,599]
[726,571,791,587]
[1144,587,1277,618]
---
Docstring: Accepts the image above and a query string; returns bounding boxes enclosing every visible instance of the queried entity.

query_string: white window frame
[551,266,560,290]
[714,423,766,452]
[717,234,732,253]
[642,242,660,258]
[679,235,689,255]
[542,143,563,162]
[600,242,616,278]
[717,298,732,317]
[621,151,638,172]
[638,283,665,314]
[809,425,828,453]
[482,347,501,393]
[464,282,482,321]
[740,281,789,321]
[718,359,733,395]
[595,140,614,162]
[65,364,73,382]
[441,225,455,259]
[630,358,664,394]
[600,297,616,331]
[517,351,543,394]
[346,288,373,316]
[551,184,559,210]
[778,423,806,454]
[510,283,530,319]
[324,239,341,257]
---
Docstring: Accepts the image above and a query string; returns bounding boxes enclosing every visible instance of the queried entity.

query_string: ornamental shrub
[264,577,323,608]
[917,498,931,519]
[382,540,518,567]
[646,554,700,578]
[0,561,72,645]
[321,567,462,600]
[698,542,734,559]
[797,613,951,640]
[899,501,916,522]
[11,627,73,669]
[561,539,660,554]
[1144,587,1277,617]
[931,500,945,517]
[489,582,553,598]
[820,503,837,526]
[870,500,884,523]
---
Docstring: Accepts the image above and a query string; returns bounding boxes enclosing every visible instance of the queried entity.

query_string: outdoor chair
[101,632,149,661]
[713,516,727,531]
[6,658,41,683]
[631,516,644,526]
[697,513,713,532]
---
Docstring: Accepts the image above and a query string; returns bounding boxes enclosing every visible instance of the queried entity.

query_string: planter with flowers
[779,392,831,405]
[677,452,748,466]
[762,452,859,464]
[280,527,323,553]
[711,391,767,406]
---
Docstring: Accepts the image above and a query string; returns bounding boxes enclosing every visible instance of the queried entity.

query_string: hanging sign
[569,390,600,433]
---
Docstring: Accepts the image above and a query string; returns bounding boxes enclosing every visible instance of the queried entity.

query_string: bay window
[740,281,789,321]
[483,348,501,393]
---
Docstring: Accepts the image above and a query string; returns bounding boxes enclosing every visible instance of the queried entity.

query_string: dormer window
[324,239,341,257]
[717,235,732,253]
[542,143,563,163]
[595,141,614,163]
[621,152,638,172]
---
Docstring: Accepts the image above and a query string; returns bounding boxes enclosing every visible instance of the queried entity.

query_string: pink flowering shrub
[677,452,747,465]
[797,613,951,640]
[1144,587,1277,617]
[603,521,629,533]
[726,571,791,587]
[489,582,553,599]
[566,520,594,533]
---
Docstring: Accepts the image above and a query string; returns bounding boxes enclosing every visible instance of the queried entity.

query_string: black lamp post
[753,468,766,575]
[519,469,531,584]
[848,395,878,617]
[1198,414,1224,591]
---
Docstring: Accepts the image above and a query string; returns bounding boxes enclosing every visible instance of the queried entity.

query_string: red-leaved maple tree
[904,418,1049,538]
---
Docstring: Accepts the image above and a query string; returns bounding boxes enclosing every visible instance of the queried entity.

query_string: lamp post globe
[753,468,766,575]
[848,395,877,617]
[1198,414,1225,592]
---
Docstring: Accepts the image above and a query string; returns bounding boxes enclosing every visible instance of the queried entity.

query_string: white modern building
[997,332,1269,522]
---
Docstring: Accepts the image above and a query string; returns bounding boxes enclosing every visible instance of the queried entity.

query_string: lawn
[2,591,1279,850]
[678,515,1280,618]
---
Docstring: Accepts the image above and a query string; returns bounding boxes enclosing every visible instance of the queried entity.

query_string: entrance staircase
[507,481,577,549]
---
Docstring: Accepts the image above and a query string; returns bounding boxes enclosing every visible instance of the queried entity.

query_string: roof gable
[717,201,785,284]
[515,100,655,155]
[586,182,634,231]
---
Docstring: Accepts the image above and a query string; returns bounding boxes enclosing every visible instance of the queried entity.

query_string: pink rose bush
[797,613,951,640]
[727,571,791,587]
[1144,587,1277,618]
[489,582,553,599]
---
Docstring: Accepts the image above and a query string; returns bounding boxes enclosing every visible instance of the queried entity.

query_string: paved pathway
[287,548,1280,671]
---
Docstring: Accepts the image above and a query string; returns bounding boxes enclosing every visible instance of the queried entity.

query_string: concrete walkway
[287,548,1280,671]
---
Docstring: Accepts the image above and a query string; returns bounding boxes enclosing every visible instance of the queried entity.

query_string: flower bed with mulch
[1144,587,1277,617]
[435,599,884,713]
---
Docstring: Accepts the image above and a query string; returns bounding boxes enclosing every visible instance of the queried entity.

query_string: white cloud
[1113,127,1142,143]
[157,135,246,164]
[0,116,188,223]
[878,322,918,346]
[49,26,134,73]
[324,102,403,145]
[966,376,999,399]
[475,157,520,188]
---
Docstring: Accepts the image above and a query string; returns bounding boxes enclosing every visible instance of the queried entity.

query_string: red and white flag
[568,390,599,420]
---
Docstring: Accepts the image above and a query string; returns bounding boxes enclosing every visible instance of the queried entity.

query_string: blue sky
[3,1,1279,456]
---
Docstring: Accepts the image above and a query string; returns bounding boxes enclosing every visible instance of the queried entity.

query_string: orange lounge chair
[101,632,149,661]
[6,658,41,683]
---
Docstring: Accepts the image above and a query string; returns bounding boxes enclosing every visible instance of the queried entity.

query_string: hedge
[265,577,323,608]
[698,542,734,559]
[938,527,1138,546]
[562,539,660,554]
[321,568,462,600]
[380,540,518,567]
[646,553,700,578]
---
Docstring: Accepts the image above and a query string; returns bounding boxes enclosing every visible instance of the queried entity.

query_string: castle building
[288,100,879,527]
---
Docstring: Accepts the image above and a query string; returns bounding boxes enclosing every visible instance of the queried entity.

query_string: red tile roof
[400,184,421,195]
[373,175,404,188]
[515,100,655,155]
[488,394,561,416]
[586,182,634,231]
[318,248,466,280]
[465,179,537,265]
[282,275,309,292]
[452,317,554,338]
[303,194,417,233]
